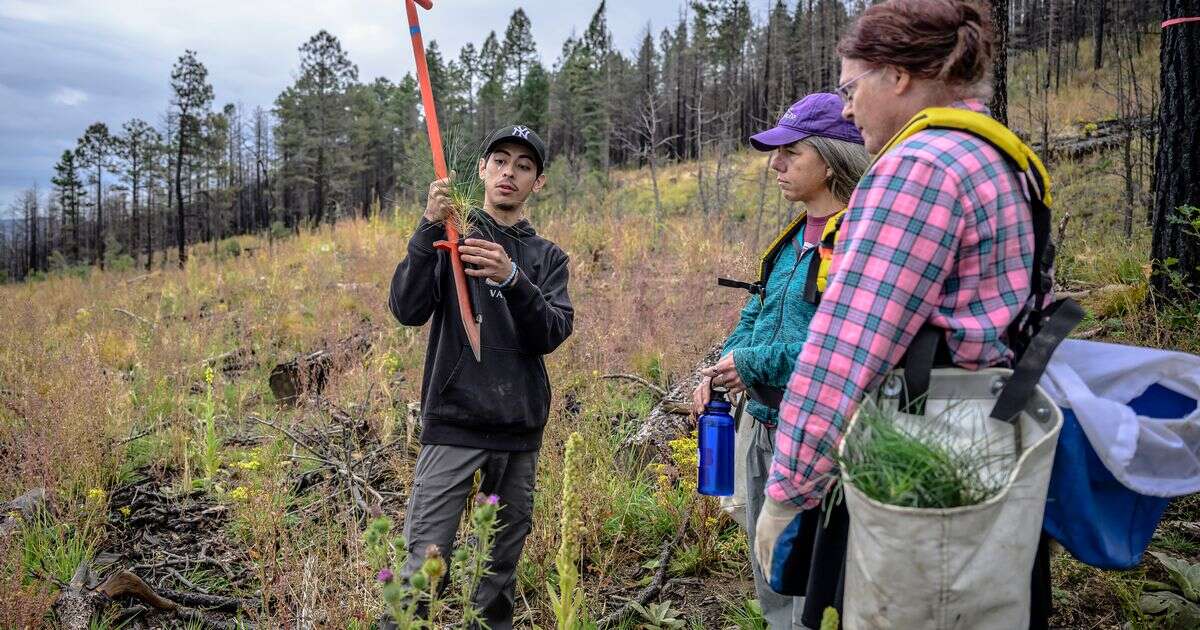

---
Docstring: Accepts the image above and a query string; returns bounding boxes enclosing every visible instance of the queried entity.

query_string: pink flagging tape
[1162,17,1200,28]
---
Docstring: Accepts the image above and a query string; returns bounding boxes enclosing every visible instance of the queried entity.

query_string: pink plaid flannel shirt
[767,100,1037,508]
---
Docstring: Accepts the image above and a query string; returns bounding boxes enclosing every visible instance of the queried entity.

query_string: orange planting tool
[405,0,483,361]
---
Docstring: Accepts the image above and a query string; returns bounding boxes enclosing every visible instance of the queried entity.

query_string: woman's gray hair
[800,135,871,205]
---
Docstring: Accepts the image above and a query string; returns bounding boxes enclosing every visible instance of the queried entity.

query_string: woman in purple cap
[691,92,867,629]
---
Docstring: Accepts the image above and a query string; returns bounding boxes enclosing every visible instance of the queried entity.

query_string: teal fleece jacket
[721,235,819,425]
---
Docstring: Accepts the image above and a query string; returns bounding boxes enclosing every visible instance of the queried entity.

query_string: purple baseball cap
[749,93,863,151]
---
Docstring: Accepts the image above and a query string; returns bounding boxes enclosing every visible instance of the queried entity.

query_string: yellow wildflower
[204,366,215,386]
[228,486,250,502]
[86,488,106,503]
[119,506,132,517]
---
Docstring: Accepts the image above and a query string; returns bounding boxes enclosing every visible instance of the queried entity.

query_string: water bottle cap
[704,395,733,413]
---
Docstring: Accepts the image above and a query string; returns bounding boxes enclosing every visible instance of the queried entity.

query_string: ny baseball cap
[749,93,864,151]
[484,124,547,175]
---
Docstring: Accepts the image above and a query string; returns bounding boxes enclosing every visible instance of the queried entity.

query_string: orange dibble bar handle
[406,0,482,360]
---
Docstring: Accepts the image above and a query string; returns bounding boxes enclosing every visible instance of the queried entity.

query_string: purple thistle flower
[485,494,500,506]
[377,568,394,583]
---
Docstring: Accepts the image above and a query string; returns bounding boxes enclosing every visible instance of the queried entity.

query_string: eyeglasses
[835,68,879,104]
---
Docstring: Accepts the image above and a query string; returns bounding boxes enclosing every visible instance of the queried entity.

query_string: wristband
[486,261,518,288]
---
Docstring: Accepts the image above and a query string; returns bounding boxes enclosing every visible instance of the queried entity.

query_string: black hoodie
[389,211,574,451]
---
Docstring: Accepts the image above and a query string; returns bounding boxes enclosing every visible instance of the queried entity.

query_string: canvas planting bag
[839,368,1062,630]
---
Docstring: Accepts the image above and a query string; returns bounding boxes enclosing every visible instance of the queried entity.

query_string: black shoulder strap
[899,324,952,415]
[1005,191,1058,357]
[717,277,764,296]
[802,214,845,305]
[990,298,1083,422]
[803,248,822,304]
[761,217,807,289]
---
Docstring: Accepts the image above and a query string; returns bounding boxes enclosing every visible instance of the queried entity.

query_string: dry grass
[3,140,1197,627]
[0,171,757,625]
[2,36,1197,626]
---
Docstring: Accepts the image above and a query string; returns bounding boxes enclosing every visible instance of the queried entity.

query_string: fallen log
[157,586,257,614]
[98,570,178,611]
[269,327,377,404]
[1028,116,1157,162]
[0,487,47,538]
[619,346,721,471]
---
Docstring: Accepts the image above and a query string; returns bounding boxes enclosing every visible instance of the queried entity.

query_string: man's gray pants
[400,443,537,630]
[745,415,810,630]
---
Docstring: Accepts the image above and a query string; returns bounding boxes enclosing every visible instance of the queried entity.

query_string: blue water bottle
[697,386,735,496]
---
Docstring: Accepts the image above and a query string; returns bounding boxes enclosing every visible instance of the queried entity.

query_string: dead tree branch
[597,503,695,628]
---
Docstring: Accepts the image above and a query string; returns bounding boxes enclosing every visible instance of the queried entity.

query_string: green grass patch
[18,510,97,586]
[721,596,766,630]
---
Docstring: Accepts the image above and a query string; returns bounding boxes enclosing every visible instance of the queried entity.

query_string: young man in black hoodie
[388,124,573,628]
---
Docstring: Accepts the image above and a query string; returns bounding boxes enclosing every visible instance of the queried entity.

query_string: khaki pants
[719,399,755,528]
[742,410,809,630]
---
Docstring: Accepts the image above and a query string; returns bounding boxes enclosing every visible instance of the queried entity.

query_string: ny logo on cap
[512,125,532,139]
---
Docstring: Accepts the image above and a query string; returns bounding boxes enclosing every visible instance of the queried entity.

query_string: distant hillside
[0,217,18,239]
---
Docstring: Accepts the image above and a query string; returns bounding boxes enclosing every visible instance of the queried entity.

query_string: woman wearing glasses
[691,92,868,629]
[755,0,1056,627]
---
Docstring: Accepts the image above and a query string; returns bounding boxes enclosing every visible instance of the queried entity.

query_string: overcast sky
[0,0,708,214]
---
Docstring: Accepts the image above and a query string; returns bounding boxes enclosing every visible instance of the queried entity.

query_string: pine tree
[170,50,214,267]
[515,62,550,134]
[502,9,538,90]
[477,32,505,134]
[456,42,480,133]
[51,149,84,263]
[118,118,161,265]
[75,122,116,268]
[295,30,359,225]
[424,41,453,129]
[580,0,613,169]
[503,9,541,131]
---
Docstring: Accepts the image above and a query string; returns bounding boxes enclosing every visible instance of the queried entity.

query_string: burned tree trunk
[1150,1,1200,300]
[989,0,1010,126]
[53,565,253,630]
[269,327,377,404]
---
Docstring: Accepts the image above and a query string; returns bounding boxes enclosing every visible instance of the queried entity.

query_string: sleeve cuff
[501,268,537,297]
[731,348,758,386]
[408,217,444,254]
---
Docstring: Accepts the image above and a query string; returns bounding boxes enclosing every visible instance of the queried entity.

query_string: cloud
[51,87,88,107]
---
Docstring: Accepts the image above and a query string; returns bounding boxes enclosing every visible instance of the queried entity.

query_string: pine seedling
[835,397,1018,510]
[407,128,486,239]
